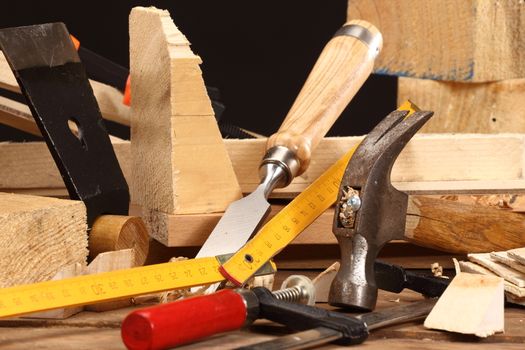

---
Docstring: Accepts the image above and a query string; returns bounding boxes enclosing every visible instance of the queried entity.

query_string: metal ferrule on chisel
[259,146,301,189]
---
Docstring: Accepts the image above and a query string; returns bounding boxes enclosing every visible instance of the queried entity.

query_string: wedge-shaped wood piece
[398,77,525,133]
[424,272,504,337]
[347,0,525,81]
[490,251,525,274]
[468,253,525,287]
[129,6,241,215]
[0,193,87,287]
[507,248,525,265]
[458,260,525,298]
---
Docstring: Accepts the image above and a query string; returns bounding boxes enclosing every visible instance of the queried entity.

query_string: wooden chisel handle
[405,195,525,253]
[266,20,382,176]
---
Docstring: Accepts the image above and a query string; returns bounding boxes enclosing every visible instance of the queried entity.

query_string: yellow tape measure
[0,102,415,318]
[220,101,417,285]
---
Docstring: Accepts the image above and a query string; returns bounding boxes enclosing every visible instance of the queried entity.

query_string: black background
[0,0,396,141]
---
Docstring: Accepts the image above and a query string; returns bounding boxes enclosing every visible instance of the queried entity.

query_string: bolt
[272,275,316,306]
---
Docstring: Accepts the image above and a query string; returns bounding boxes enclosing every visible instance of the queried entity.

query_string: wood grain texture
[347,0,525,82]
[89,215,149,265]
[490,251,525,274]
[459,260,525,298]
[508,248,525,265]
[424,272,504,337]
[406,195,525,254]
[0,193,87,288]
[468,253,525,287]
[0,51,130,126]
[0,96,40,136]
[2,134,525,197]
[398,77,525,133]
[267,20,381,174]
[129,7,241,215]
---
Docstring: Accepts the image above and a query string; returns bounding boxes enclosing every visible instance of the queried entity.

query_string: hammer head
[329,104,433,311]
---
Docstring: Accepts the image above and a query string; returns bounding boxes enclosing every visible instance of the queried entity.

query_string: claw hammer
[330,104,525,311]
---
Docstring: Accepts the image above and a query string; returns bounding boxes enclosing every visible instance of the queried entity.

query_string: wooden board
[0,51,130,126]
[129,7,241,215]
[347,0,525,82]
[398,77,525,133]
[0,192,87,288]
[2,135,525,198]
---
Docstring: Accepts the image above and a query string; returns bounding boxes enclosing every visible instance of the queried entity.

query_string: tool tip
[121,313,154,350]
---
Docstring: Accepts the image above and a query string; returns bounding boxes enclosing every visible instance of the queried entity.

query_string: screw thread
[272,286,303,303]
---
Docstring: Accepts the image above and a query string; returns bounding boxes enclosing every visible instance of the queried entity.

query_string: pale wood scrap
[490,251,525,274]
[84,249,135,312]
[398,77,525,133]
[0,96,40,136]
[507,248,525,265]
[424,272,504,337]
[347,0,525,82]
[0,51,130,126]
[468,253,525,288]
[312,261,340,303]
[0,193,87,288]
[458,260,525,298]
[129,6,241,215]
[2,135,525,197]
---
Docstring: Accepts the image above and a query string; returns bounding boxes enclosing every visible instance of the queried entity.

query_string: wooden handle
[405,195,525,253]
[267,20,382,175]
[89,215,150,266]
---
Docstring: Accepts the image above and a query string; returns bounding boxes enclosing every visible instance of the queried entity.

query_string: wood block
[0,193,87,287]
[398,77,525,133]
[468,253,525,287]
[424,272,504,337]
[347,0,525,82]
[458,260,525,298]
[129,7,241,215]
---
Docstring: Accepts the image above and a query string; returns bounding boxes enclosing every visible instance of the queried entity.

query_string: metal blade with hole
[0,23,129,226]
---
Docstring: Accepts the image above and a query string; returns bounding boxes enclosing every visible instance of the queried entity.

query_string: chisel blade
[196,184,270,258]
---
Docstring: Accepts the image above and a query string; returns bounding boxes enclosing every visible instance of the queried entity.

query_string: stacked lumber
[347,0,525,133]
[458,249,525,305]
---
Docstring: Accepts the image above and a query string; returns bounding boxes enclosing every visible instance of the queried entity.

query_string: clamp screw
[273,275,316,306]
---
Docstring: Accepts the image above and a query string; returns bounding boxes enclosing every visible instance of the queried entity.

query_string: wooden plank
[0,51,130,126]
[129,7,241,215]
[1,135,525,197]
[0,96,40,136]
[424,272,504,337]
[0,192,87,288]
[347,0,525,82]
[490,251,525,274]
[398,77,525,133]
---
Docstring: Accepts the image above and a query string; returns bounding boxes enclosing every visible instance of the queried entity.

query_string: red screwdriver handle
[121,289,249,350]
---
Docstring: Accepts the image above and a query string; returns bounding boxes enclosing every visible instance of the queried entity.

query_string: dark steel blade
[0,23,129,226]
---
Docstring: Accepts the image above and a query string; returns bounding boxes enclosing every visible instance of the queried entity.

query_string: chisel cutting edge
[197,20,383,266]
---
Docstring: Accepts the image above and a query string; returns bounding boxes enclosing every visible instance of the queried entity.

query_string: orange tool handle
[121,289,248,350]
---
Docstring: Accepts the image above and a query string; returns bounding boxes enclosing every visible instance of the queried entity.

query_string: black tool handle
[253,287,368,345]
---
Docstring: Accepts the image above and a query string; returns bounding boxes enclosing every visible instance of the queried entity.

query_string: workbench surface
[0,285,523,349]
